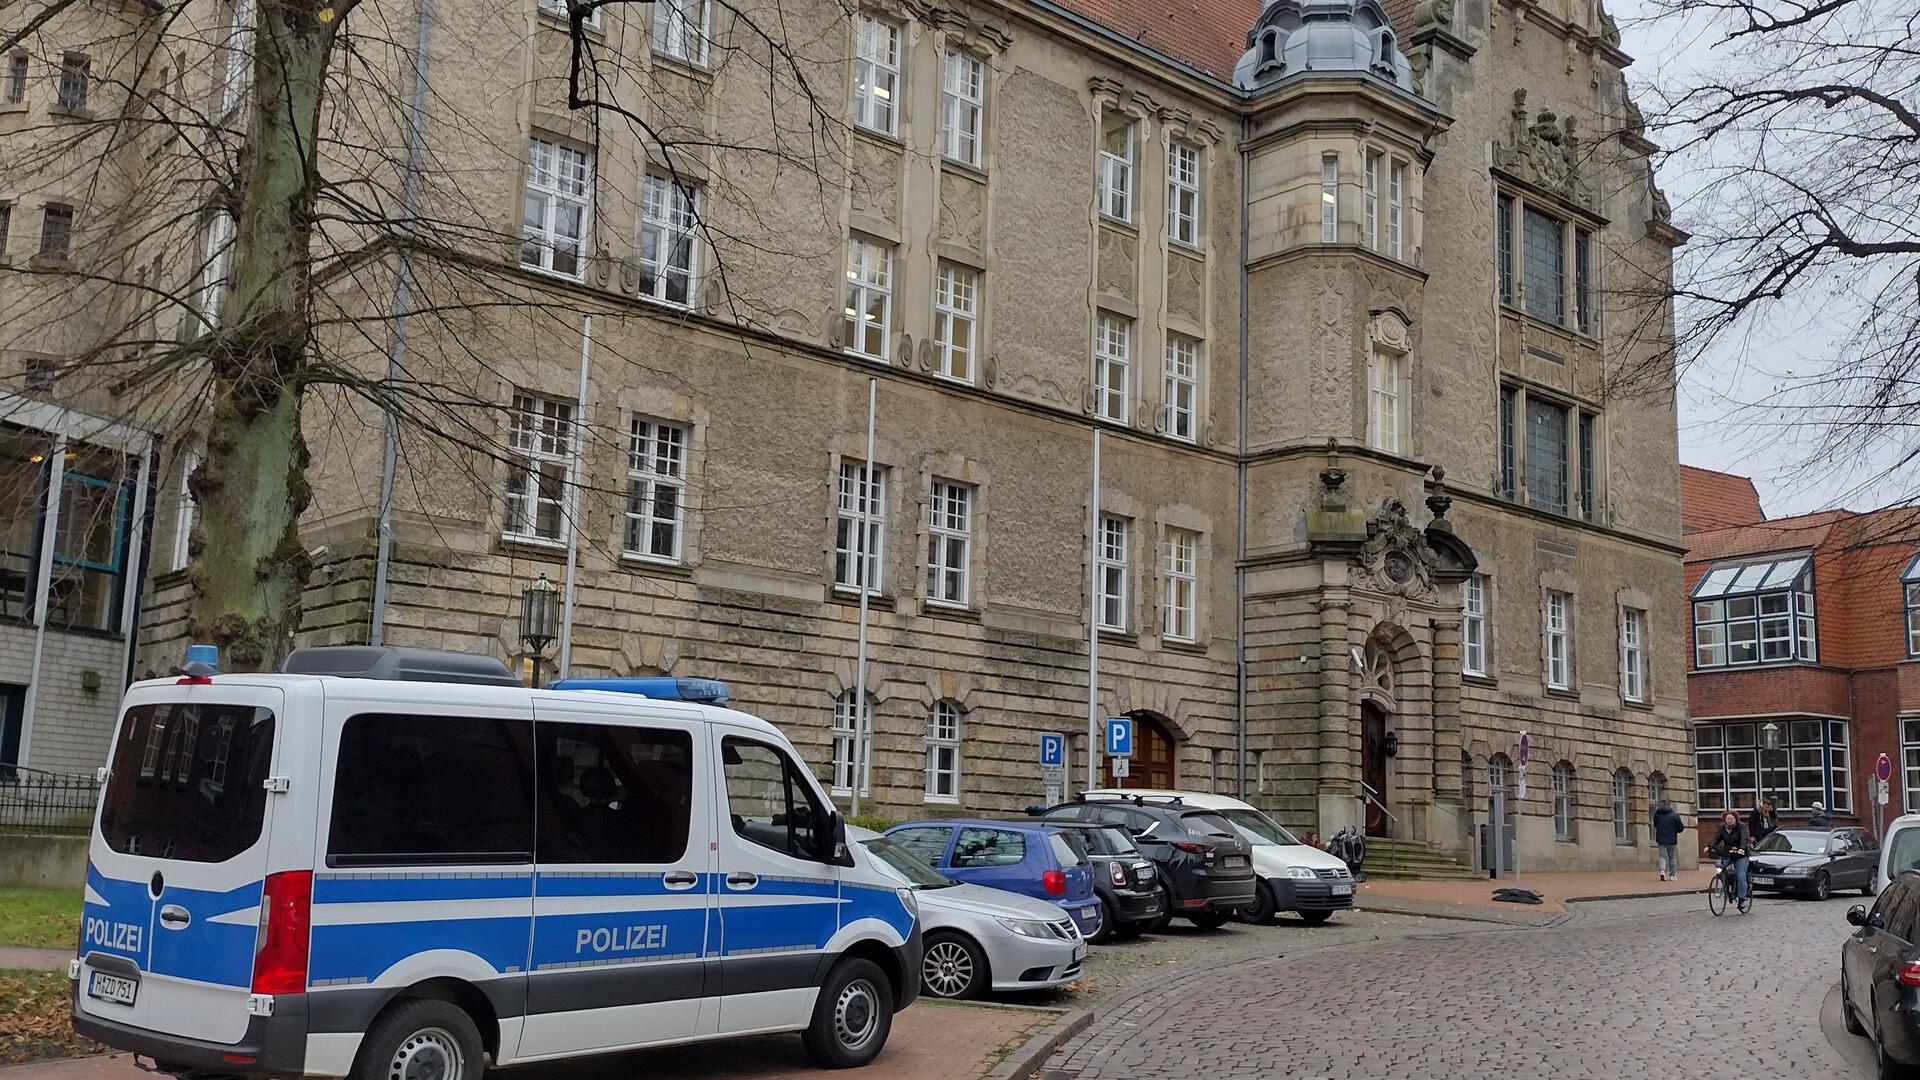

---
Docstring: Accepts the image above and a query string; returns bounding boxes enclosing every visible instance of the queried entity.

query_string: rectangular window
[1163,334,1197,442]
[1907,582,1920,657]
[1552,766,1572,841]
[1574,227,1594,333]
[201,210,235,324]
[1097,514,1128,632]
[521,138,590,279]
[638,174,697,305]
[170,451,198,573]
[1691,556,1817,668]
[831,694,871,795]
[852,15,900,135]
[101,703,275,862]
[56,53,87,109]
[1612,772,1631,845]
[1162,527,1197,643]
[1522,206,1566,323]
[1099,114,1133,221]
[1320,154,1338,243]
[925,702,960,802]
[0,202,10,256]
[932,262,977,383]
[941,51,983,167]
[537,0,600,26]
[925,480,971,607]
[726,736,829,859]
[5,52,26,104]
[1496,193,1514,304]
[1621,607,1646,703]
[1525,396,1569,514]
[1388,160,1404,259]
[1904,718,1920,812]
[1498,386,1516,498]
[1168,141,1200,246]
[624,418,687,562]
[328,713,536,866]
[45,443,136,633]
[1368,350,1402,454]
[835,460,886,594]
[218,0,254,117]
[39,204,73,261]
[1545,590,1570,690]
[1094,313,1131,424]
[842,238,892,359]
[504,394,574,542]
[536,722,694,863]
[1698,720,1852,814]
[1363,150,1380,249]
[1462,574,1488,677]
[1578,411,1597,521]
[652,0,708,64]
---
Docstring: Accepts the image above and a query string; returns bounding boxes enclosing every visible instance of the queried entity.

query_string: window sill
[498,533,569,558]
[829,587,894,611]
[49,104,92,120]
[29,255,72,271]
[1545,686,1580,702]
[521,261,588,286]
[1168,237,1205,257]
[921,602,980,624]
[1463,672,1497,687]
[620,553,692,576]
[1621,697,1653,712]
[1098,214,1138,235]
[853,126,905,151]
[1098,628,1139,646]
[45,624,126,643]
[636,292,697,314]
[843,347,890,364]
[1095,414,1131,428]
[930,370,977,389]
[923,794,961,806]
[0,101,25,115]
[650,50,713,81]
[1555,834,1576,844]
[1501,303,1600,347]
[940,157,987,182]
[1160,637,1208,655]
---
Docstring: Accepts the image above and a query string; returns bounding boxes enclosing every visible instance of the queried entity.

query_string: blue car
[887,819,1103,938]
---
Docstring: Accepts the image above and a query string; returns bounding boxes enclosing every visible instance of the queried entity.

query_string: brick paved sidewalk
[1354,867,1715,923]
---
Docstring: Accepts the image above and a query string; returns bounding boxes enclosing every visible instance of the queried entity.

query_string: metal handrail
[1357,782,1397,875]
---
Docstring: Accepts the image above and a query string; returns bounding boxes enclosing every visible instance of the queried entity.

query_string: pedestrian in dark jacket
[1652,801,1686,881]
[1808,802,1832,829]
[1710,811,1753,907]
[1748,801,1777,845]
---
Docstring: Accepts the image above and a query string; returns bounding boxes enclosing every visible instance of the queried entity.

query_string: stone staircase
[1359,837,1479,880]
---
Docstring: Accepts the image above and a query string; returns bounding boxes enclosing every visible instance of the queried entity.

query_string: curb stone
[984,1008,1092,1080]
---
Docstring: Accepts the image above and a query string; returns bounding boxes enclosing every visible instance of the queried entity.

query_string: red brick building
[1684,466,1920,844]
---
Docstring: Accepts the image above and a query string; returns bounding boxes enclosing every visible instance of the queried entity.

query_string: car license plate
[1331,883,1353,896]
[1134,867,1156,883]
[1753,876,1774,886]
[1073,943,1088,963]
[1224,856,1246,867]
[87,971,137,1006]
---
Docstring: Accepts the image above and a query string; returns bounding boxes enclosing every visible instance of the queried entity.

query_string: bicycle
[1708,861,1752,916]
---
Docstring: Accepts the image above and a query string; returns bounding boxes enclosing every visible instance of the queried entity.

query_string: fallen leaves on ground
[0,968,103,1065]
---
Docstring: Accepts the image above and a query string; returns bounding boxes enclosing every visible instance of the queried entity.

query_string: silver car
[855,827,1086,1000]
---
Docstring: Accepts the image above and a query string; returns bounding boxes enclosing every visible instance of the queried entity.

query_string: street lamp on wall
[1761,722,1782,811]
[520,572,558,687]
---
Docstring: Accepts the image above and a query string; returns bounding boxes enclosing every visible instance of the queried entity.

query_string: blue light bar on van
[545,677,731,703]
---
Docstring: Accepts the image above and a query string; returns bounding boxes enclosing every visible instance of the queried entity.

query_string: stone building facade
[5,0,1690,870]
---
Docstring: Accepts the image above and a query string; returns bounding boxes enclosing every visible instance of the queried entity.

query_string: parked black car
[1750,827,1878,900]
[1841,871,1920,1076]
[1052,822,1167,941]
[1033,794,1257,929]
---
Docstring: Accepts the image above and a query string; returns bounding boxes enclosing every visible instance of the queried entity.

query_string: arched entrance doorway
[1362,701,1390,836]
[1103,711,1176,789]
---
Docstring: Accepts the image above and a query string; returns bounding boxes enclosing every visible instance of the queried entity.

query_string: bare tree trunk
[186,0,343,671]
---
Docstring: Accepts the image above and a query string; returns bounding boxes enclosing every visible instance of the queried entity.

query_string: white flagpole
[851,377,877,816]
[1086,429,1102,794]
[557,314,592,681]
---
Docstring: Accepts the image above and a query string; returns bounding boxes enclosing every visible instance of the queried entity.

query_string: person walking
[1652,799,1686,882]
[1808,802,1832,829]
[1747,800,1777,845]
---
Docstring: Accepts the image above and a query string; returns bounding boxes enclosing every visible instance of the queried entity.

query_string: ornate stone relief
[1493,89,1595,210]
[1356,499,1439,603]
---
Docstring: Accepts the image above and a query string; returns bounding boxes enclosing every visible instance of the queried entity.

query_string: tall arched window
[925,700,961,803]
[832,691,872,796]
[1612,768,1634,845]
[1552,761,1575,841]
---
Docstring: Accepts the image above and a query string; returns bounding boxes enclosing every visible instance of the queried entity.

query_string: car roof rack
[1082,791,1184,806]
[280,646,522,687]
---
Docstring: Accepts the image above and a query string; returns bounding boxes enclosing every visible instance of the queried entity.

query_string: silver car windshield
[1220,808,1300,847]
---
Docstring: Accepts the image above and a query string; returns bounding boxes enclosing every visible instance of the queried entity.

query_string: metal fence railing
[0,765,100,834]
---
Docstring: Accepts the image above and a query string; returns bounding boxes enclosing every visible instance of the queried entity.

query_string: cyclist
[1708,809,1752,911]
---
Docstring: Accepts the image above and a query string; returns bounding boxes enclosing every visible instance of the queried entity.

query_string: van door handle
[663,871,699,891]
[158,905,190,930]
[725,871,759,890]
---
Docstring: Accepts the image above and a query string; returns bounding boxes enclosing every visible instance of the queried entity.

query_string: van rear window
[329,714,536,867]
[100,703,275,863]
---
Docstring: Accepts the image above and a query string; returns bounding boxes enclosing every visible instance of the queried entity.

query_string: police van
[72,646,920,1078]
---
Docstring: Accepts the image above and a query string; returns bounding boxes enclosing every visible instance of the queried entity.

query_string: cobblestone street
[1052,894,1864,1080]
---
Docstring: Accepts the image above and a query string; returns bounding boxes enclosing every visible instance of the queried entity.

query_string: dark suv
[1052,821,1167,940]
[1033,795,1256,929]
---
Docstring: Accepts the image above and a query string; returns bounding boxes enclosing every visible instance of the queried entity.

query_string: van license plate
[88,972,137,1006]
[1331,883,1353,896]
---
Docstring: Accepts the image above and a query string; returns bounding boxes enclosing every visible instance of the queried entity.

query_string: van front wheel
[351,999,483,1080]
[803,957,894,1068]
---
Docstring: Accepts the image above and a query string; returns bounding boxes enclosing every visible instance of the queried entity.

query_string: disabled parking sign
[1106,716,1133,757]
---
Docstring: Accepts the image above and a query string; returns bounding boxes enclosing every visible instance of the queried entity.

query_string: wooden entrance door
[1362,702,1389,836]
[1104,713,1176,789]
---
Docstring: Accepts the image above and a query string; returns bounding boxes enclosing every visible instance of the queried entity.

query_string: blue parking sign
[1039,733,1065,767]
[1105,716,1133,757]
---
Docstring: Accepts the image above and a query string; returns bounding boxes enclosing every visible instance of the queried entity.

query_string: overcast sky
[1614,0,1912,520]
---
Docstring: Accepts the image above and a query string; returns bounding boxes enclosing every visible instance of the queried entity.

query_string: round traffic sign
[1879,753,1893,783]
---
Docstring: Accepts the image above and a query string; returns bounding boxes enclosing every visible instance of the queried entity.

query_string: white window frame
[624,417,688,563]
[1621,606,1646,703]
[521,138,591,280]
[1167,140,1200,246]
[1552,763,1573,841]
[638,173,698,306]
[1162,527,1197,643]
[925,480,971,607]
[940,50,983,167]
[217,0,253,118]
[538,0,600,27]
[1388,160,1405,259]
[925,700,961,803]
[1364,150,1380,249]
[1163,334,1197,442]
[200,210,235,325]
[1098,113,1134,222]
[652,0,708,65]
[931,262,977,383]
[1902,717,1920,813]
[832,691,871,796]
[852,15,900,136]
[1461,574,1488,677]
[504,393,575,543]
[1320,153,1338,243]
[170,450,198,572]
[1368,348,1403,454]
[1612,770,1632,845]
[1544,589,1571,691]
[1094,314,1130,424]
[842,238,893,360]
[835,460,886,595]
[1097,514,1128,632]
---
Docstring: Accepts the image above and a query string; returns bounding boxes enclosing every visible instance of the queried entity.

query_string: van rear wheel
[803,957,894,1068]
[351,999,483,1080]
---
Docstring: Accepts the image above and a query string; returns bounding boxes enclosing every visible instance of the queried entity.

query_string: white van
[72,646,920,1079]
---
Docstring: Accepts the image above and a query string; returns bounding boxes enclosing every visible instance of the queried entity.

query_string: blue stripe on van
[312,874,534,904]
[529,904,709,968]
[839,881,915,939]
[81,865,153,968]
[81,867,264,988]
[309,916,531,983]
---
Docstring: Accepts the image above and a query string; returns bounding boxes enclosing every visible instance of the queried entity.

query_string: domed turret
[1233,0,1414,92]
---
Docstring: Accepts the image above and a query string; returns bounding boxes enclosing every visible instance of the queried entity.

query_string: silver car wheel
[833,976,882,1052]
[388,1027,462,1080]
[922,939,976,998]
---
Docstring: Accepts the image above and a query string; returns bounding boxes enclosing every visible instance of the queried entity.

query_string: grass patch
[0,967,102,1064]
[0,887,82,950]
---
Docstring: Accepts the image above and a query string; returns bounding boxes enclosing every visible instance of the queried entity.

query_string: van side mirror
[1847,904,1868,927]
[823,809,854,867]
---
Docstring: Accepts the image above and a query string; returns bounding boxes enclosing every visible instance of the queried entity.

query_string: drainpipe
[1235,119,1251,797]
[369,0,433,645]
